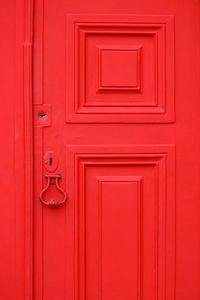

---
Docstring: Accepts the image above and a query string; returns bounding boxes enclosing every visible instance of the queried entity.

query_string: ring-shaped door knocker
[40,172,67,207]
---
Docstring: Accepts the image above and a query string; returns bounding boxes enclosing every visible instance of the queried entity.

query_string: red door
[33,0,199,300]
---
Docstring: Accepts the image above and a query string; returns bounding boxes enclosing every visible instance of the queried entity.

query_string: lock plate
[44,151,58,172]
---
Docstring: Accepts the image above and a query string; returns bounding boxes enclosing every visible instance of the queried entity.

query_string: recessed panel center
[100,48,140,90]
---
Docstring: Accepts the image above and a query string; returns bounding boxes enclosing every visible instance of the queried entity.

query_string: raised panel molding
[66,14,175,123]
[66,145,175,300]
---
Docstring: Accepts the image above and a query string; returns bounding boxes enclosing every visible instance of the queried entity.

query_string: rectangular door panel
[66,145,175,300]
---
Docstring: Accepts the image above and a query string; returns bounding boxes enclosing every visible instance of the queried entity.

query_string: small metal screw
[38,112,47,119]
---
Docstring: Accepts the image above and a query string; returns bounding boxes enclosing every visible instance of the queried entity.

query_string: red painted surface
[1,0,200,300]
[33,0,200,299]
[0,1,34,299]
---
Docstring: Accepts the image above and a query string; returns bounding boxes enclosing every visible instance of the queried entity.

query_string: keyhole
[49,157,53,166]
[44,151,58,171]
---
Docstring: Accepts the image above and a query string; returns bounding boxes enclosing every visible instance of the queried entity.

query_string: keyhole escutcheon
[44,151,58,172]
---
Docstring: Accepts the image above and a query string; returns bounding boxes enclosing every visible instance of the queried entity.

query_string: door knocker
[40,172,67,207]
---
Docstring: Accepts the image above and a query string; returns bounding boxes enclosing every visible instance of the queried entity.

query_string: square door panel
[98,46,141,91]
[66,145,175,300]
[66,15,174,123]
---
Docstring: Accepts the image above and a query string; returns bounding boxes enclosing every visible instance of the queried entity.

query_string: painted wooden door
[32,1,200,300]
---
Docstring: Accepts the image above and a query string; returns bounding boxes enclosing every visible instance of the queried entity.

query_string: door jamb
[15,0,34,299]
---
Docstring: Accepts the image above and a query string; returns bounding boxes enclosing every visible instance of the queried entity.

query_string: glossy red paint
[33,0,200,298]
[0,0,200,300]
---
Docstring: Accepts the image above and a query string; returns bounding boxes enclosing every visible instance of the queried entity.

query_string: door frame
[15,0,34,299]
